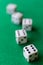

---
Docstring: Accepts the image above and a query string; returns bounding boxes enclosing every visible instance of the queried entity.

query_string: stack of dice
[6,3,38,62]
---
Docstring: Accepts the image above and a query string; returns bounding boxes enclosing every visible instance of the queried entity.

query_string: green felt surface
[0,0,43,65]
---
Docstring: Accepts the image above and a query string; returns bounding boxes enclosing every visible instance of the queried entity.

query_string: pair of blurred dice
[15,29,38,62]
[6,4,32,31]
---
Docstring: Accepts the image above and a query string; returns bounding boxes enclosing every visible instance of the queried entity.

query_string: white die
[15,29,27,44]
[23,44,38,62]
[6,4,17,15]
[22,19,32,31]
[11,12,23,24]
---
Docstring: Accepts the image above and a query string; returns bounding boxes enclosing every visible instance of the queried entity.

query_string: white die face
[22,19,32,25]
[22,19,32,31]
[23,44,38,62]
[15,29,27,37]
[15,29,27,44]
[16,37,27,44]
[6,4,17,14]
[23,25,32,31]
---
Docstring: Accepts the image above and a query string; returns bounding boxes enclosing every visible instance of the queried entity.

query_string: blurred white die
[11,12,23,24]
[23,44,38,62]
[22,19,32,31]
[15,29,27,44]
[6,4,17,15]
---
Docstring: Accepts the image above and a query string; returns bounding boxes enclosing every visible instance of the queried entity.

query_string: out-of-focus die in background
[6,4,17,15]
[11,12,23,24]
[22,18,32,31]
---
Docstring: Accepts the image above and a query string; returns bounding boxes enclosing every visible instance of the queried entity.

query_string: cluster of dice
[6,3,38,62]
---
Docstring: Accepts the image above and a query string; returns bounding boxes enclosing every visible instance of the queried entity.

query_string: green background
[0,0,43,65]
